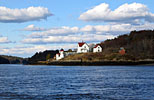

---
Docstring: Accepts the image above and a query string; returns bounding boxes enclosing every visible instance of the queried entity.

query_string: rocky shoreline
[29,60,154,66]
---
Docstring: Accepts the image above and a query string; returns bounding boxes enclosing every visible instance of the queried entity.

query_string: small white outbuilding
[93,44,102,53]
[56,49,64,60]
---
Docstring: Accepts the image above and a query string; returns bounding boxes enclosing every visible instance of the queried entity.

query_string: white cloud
[22,33,115,44]
[22,22,154,45]
[0,6,52,23]
[28,26,80,38]
[81,24,131,34]
[79,3,154,24]
[81,23,154,35]
[0,36,12,43]
[22,24,46,31]
[0,44,77,57]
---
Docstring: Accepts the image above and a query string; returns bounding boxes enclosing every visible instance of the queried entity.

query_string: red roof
[78,42,85,47]
[94,44,100,48]
[60,49,64,51]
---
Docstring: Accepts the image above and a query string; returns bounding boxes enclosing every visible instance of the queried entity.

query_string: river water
[0,64,154,100]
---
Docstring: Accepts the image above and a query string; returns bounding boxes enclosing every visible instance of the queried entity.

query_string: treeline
[0,55,28,64]
[0,56,10,64]
[28,50,58,64]
[101,30,154,60]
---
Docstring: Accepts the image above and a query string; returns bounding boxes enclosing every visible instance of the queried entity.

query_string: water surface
[0,64,154,100]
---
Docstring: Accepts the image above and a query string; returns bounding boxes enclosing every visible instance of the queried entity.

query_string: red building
[119,47,126,55]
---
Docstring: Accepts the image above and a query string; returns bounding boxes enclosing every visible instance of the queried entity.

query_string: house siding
[77,43,89,53]
[93,45,102,53]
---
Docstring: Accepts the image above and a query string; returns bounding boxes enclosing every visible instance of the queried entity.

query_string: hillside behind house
[100,30,154,60]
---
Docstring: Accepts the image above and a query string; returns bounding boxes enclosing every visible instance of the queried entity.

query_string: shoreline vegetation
[1,30,154,66]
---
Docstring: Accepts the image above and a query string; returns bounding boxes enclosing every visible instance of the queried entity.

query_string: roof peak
[94,44,100,48]
[60,49,64,51]
[78,42,86,47]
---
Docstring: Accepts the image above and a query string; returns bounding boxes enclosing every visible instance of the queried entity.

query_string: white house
[77,42,90,53]
[93,44,102,53]
[56,49,64,60]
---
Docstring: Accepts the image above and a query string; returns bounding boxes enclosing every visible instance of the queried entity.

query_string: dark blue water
[0,65,154,100]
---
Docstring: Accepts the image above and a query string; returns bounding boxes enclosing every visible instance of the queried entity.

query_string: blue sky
[0,0,154,57]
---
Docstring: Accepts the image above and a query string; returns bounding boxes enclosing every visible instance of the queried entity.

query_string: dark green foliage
[46,54,51,60]
[0,55,27,64]
[0,56,10,64]
[22,59,28,64]
[10,59,20,64]
[28,50,59,64]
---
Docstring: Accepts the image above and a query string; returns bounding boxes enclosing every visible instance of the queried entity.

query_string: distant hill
[0,55,28,64]
[28,50,59,64]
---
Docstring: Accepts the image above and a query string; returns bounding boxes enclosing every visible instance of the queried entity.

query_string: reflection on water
[0,64,154,100]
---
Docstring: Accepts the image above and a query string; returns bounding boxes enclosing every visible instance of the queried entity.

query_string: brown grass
[62,52,137,61]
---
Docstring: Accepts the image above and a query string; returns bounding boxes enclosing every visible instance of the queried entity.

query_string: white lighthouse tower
[56,49,65,60]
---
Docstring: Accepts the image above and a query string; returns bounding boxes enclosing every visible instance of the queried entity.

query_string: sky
[0,0,154,57]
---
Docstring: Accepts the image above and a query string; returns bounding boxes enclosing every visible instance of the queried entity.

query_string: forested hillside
[101,30,154,60]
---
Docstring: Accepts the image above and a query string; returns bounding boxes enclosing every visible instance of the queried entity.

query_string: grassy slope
[62,52,139,61]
